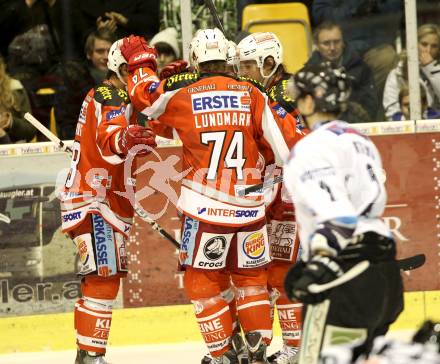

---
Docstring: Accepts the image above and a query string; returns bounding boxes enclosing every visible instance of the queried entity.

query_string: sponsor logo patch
[180,216,199,264]
[76,237,90,265]
[92,214,117,277]
[203,236,227,260]
[63,211,82,222]
[197,207,258,218]
[243,232,265,259]
[106,106,126,120]
[191,91,251,114]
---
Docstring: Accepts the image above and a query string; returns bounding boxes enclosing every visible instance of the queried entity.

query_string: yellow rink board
[0,291,439,354]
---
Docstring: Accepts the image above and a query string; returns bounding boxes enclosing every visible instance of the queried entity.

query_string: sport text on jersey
[191,91,252,129]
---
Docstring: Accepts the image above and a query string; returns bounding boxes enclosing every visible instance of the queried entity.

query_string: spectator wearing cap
[150,27,181,74]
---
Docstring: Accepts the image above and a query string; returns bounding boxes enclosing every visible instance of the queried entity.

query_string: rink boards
[0,120,439,352]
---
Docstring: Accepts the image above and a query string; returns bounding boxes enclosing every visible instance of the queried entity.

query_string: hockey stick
[204,0,226,34]
[24,112,72,153]
[236,175,283,197]
[298,260,369,364]
[298,255,423,364]
[134,206,180,248]
[397,253,425,271]
[308,260,370,294]
[299,299,330,364]
[24,112,181,249]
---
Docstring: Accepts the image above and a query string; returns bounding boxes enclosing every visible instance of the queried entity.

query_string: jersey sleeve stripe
[261,98,290,165]
[140,88,181,119]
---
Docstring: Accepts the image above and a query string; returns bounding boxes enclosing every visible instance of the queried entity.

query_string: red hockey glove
[117,125,157,156]
[120,35,157,72]
[159,60,189,80]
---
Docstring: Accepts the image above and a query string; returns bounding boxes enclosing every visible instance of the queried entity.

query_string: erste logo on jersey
[191,91,251,114]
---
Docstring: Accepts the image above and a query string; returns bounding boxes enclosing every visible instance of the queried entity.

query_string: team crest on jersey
[149,82,160,93]
[272,104,287,118]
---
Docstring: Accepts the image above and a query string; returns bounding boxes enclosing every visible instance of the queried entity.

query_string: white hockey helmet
[237,32,283,81]
[107,39,127,84]
[226,40,239,69]
[189,28,228,69]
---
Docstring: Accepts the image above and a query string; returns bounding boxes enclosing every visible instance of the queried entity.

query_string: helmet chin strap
[259,66,277,87]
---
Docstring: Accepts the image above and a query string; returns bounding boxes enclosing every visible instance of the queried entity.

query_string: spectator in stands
[0,0,61,60]
[312,0,403,116]
[150,27,180,74]
[305,22,379,122]
[160,0,237,43]
[383,24,440,120]
[85,30,116,84]
[392,86,440,121]
[74,0,159,45]
[0,56,35,144]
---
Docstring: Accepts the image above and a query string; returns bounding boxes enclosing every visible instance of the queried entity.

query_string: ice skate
[201,348,239,364]
[268,345,299,364]
[244,332,268,363]
[75,350,110,364]
[231,333,249,364]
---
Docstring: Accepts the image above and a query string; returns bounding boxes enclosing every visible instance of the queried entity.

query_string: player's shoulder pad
[94,84,129,106]
[268,79,296,113]
[163,72,200,92]
[237,76,266,93]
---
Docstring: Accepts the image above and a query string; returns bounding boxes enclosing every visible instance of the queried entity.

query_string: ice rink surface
[0,333,414,364]
[0,338,289,364]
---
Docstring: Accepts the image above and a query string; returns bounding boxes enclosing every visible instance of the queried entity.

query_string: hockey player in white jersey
[282,63,404,361]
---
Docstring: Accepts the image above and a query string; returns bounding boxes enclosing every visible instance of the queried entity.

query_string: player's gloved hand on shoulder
[117,125,157,156]
[284,254,343,304]
[120,35,157,72]
[159,60,189,80]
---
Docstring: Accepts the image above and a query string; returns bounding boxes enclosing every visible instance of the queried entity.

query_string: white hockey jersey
[284,120,391,258]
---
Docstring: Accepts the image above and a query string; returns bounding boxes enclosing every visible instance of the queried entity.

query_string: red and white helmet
[189,28,229,69]
[237,32,283,81]
[107,39,127,84]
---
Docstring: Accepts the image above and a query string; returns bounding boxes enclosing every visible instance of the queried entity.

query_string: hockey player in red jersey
[60,39,156,364]
[237,32,306,364]
[119,29,300,363]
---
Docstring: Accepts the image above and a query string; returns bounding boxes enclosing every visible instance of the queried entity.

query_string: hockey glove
[284,255,343,304]
[120,35,157,72]
[159,60,189,80]
[117,125,157,156]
